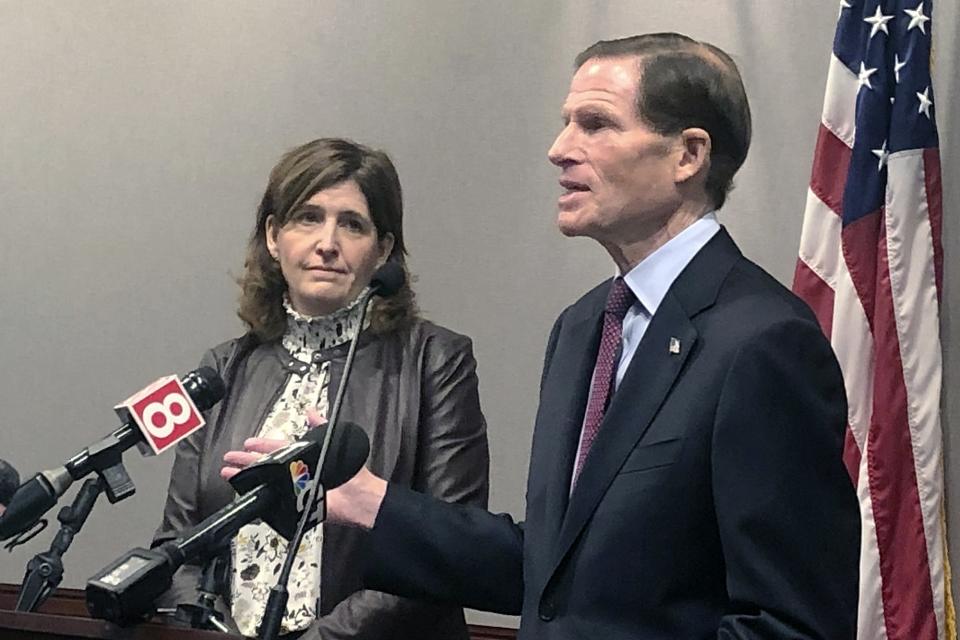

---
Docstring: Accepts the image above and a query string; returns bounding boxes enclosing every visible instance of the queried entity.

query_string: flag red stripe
[840,211,882,334]
[923,149,943,302]
[866,223,937,640]
[792,259,834,339]
[809,124,851,217]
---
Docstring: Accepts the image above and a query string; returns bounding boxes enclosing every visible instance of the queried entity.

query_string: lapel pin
[669,337,681,354]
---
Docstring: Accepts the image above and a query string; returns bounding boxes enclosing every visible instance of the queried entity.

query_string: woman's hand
[220,411,328,480]
[220,437,291,480]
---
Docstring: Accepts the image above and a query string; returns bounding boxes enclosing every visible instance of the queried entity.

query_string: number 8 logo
[141,393,193,439]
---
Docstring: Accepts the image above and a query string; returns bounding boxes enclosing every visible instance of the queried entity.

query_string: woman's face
[266,180,394,317]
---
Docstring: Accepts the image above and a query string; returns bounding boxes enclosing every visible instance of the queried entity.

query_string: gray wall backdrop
[0,0,957,630]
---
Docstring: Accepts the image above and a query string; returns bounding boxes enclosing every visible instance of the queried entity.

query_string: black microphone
[0,368,225,542]
[370,261,405,297]
[0,460,21,510]
[85,421,369,626]
[228,420,370,538]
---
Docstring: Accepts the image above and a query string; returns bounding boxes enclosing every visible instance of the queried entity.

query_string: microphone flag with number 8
[114,376,205,455]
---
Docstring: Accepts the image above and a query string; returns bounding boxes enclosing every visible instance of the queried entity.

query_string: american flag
[792,1,950,638]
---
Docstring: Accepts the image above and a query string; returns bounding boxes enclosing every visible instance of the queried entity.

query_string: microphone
[369,261,405,297]
[228,421,370,537]
[0,368,225,542]
[85,421,369,626]
[0,460,20,511]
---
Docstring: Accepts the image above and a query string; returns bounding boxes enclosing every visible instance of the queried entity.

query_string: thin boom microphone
[259,265,403,639]
[369,261,405,297]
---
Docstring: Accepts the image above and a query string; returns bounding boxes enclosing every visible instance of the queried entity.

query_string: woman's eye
[295,210,321,224]
[342,218,366,232]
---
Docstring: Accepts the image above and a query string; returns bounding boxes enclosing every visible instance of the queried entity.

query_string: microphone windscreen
[181,367,226,412]
[0,475,55,539]
[0,460,20,506]
[300,422,370,489]
[370,262,405,298]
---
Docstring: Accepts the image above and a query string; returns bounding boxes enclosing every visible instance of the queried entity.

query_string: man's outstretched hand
[219,409,387,530]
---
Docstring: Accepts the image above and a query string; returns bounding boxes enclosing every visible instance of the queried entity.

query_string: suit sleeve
[354,312,573,619]
[303,333,497,638]
[712,319,860,639]
[364,484,525,615]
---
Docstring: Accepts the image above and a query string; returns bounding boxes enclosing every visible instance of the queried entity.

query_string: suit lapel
[553,293,696,560]
[533,293,605,545]
[550,227,743,573]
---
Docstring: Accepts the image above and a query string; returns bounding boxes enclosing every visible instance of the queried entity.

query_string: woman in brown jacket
[154,138,489,640]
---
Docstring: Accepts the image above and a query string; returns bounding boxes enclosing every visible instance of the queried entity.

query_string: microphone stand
[15,438,138,611]
[16,476,104,612]
[174,551,231,633]
[257,286,379,640]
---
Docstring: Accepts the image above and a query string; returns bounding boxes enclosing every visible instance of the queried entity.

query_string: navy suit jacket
[365,228,860,639]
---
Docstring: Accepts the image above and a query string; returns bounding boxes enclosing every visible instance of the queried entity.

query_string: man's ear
[675,127,711,185]
[265,215,279,260]
[377,232,395,268]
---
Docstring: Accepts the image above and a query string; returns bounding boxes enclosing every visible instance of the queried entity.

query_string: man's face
[548,56,682,245]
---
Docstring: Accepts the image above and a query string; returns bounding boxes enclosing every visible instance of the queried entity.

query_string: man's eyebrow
[578,106,605,116]
[568,104,619,121]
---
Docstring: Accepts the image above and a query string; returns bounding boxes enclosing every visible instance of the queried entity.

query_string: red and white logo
[115,376,205,455]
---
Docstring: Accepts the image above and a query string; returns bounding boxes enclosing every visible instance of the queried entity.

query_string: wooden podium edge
[1,583,517,639]
[467,623,519,639]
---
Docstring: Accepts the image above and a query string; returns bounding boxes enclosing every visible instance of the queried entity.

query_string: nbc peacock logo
[290,460,311,498]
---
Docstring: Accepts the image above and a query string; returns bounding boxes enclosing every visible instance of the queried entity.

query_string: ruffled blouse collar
[280,290,370,359]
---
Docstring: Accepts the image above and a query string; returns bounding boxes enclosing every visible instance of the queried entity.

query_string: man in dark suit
[323,33,861,638]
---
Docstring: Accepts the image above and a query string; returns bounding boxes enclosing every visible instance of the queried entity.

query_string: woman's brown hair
[237,138,417,340]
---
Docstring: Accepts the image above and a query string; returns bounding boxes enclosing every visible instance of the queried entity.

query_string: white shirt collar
[620,213,720,316]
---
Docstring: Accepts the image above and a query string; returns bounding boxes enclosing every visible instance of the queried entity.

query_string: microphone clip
[173,552,231,633]
[76,435,136,504]
[97,461,136,504]
[2,518,47,552]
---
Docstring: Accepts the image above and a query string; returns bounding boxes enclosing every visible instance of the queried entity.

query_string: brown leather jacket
[153,319,489,639]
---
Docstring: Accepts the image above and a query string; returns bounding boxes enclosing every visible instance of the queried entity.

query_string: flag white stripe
[832,252,875,457]
[857,457,891,640]
[821,54,858,148]
[884,150,946,636]
[798,188,842,286]
[798,189,874,455]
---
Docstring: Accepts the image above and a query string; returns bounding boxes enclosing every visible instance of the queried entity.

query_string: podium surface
[0,583,237,639]
[0,583,516,639]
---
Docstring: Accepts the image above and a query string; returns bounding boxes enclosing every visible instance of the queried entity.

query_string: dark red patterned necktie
[572,277,636,486]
